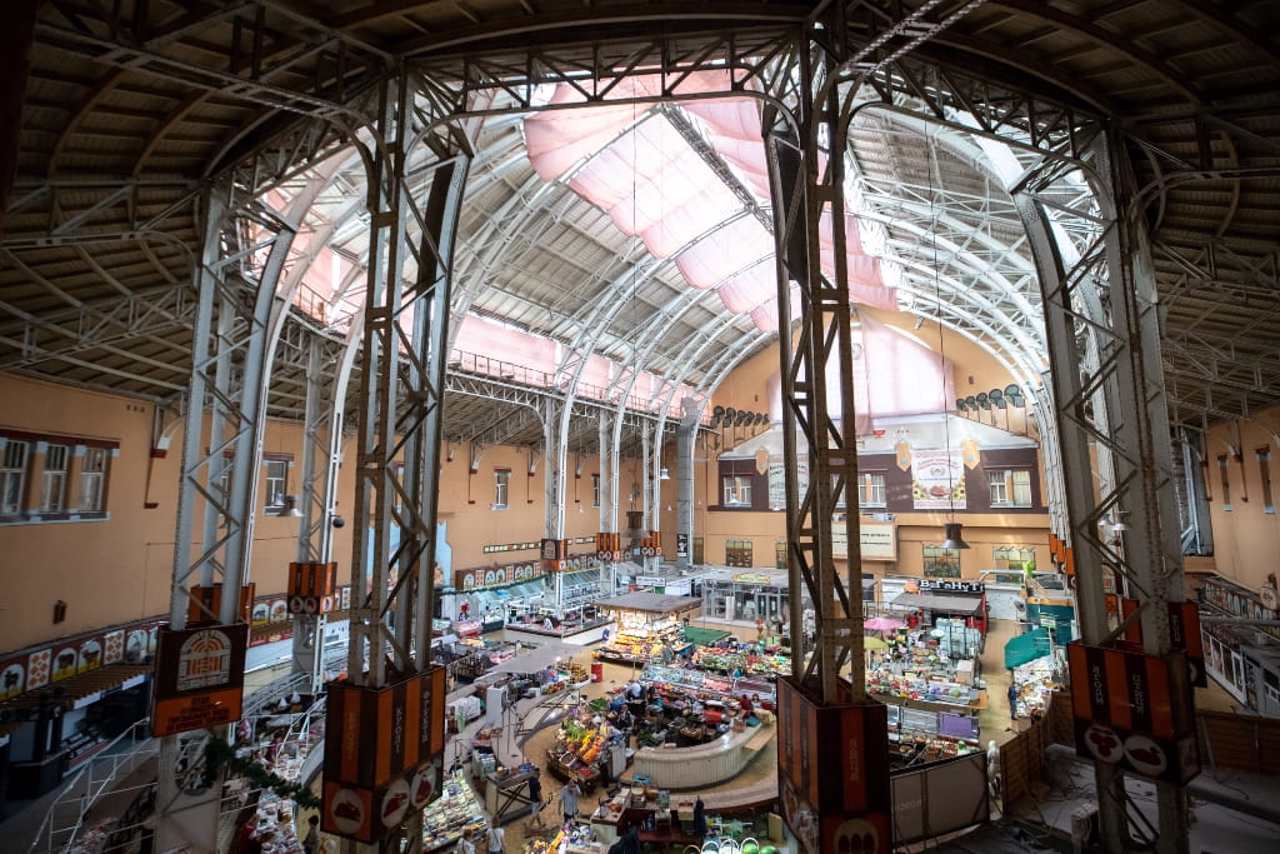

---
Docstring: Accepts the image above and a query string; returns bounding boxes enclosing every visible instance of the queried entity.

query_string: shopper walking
[1007,675,1019,722]
[560,780,581,825]
[486,824,506,853]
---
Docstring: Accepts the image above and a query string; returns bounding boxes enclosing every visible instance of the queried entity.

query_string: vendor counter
[628,720,772,789]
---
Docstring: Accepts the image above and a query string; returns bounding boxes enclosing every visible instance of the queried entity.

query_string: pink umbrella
[864,617,904,632]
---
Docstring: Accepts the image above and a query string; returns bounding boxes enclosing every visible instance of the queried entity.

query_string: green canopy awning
[1004,627,1052,670]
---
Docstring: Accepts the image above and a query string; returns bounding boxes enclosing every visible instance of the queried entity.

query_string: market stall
[544,705,627,793]
[866,630,985,718]
[505,603,612,644]
[1003,627,1063,720]
[422,767,489,852]
[690,644,789,678]
[890,583,988,639]
[884,702,980,767]
[592,592,700,666]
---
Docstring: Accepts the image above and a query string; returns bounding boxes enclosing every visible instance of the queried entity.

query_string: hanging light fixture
[926,124,969,554]
[941,522,970,550]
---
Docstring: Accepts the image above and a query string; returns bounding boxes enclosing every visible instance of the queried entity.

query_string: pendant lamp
[941,522,970,550]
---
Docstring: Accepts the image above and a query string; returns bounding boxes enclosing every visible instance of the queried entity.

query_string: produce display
[522,823,605,853]
[891,733,977,766]
[641,664,776,705]
[593,627,684,665]
[546,708,620,792]
[422,768,488,851]
[691,647,788,677]
[866,670,978,706]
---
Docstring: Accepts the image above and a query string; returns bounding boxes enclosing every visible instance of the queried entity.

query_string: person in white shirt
[457,830,476,854]
[486,825,506,853]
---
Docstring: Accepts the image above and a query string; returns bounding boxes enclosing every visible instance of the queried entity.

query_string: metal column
[597,412,611,533]
[158,179,295,850]
[345,72,471,853]
[764,22,863,701]
[675,397,701,569]
[1015,126,1195,853]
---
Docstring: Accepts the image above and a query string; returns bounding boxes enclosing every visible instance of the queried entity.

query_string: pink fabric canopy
[864,617,905,632]
[524,72,897,327]
[765,311,955,434]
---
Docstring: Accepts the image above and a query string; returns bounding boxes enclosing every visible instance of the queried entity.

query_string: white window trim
[493,469,510,510]
[860,472,887,508]
[264,458,290,513]
[988,468,1032,508]
[723,474,752,507]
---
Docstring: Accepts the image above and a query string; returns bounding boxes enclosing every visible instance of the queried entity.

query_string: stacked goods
[421,769,488,851]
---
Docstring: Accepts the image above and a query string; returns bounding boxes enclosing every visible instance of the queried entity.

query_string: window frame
[1258,448,1274,515]
[592,473,601,508]
[992,545,1036,571]
[725,537,753,567]
[860,471,887,508]
[1,440,30,516]
[263,457,290,514]
[41,443,71,513]
[80,446,109,513]
[1218,454,1232,510]
[922,543,962,578]
[987,468,1033,508]
[493,468,511,510]
[722,474,753,507]
[775,538,787,570]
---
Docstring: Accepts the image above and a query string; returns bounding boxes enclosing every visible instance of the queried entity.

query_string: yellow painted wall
[1203,410,1280,590]
[0,373,648,655]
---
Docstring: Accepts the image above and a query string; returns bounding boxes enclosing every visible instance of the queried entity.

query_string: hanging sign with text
[151,623,248,737]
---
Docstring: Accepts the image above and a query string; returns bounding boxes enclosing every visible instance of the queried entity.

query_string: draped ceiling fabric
[766,312,955,435]
[523,72,899,331]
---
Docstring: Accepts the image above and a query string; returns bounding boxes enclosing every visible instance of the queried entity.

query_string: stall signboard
[151,623,248,737]
[1067,642,1199,784]
[287,562,338,616]
[832,521,897,561]
[322,666,447,843]
[635,576,665,587]
[1116,599,1207,688]
[540,538,568,572]
[910,452,966,510]
[731,572,775,586]
[455,563,541,591]
[919,579,984,595]
[777,676,892,854]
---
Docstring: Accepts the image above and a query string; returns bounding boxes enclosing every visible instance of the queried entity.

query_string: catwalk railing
[28,719,157,854]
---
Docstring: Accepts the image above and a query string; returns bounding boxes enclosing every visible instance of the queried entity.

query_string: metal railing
[28,719,158,854]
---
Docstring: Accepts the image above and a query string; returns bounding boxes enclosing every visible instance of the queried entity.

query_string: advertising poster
[911,452,966,510]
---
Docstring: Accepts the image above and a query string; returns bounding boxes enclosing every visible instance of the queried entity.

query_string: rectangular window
[693,536,705,565]
[592,474,601,507]
[992,545,1036,571]
[1218,455,1231,510]
[775,539,787,570]
[41,444,70,512]
[726,537,753,567]
[1259,449,1274,514]
[494,469,510,509]
[923,544,961,578]
[1,440,29,515]
[860,472,887,508]
[988,469,1032,508]
[722,475,752,507]
[80,447,108,512]
[264,458,289,512]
